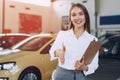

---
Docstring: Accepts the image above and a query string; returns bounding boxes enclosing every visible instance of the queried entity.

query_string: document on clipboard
[83,40,102,65]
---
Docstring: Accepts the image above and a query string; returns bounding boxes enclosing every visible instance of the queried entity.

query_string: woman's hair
[69,3,90,33]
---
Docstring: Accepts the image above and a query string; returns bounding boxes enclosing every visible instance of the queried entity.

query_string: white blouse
[49,29,99,75]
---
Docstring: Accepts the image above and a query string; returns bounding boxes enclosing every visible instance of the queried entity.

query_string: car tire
[18,67,41,80]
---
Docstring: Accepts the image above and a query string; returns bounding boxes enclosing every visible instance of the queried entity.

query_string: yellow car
[0,34,58,80]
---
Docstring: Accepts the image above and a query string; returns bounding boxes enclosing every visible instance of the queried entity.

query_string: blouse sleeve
[83,37,99,75]
[83,51,99,75]
[49,31,64,60]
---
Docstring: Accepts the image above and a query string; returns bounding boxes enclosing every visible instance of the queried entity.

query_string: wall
[0,0,95,35]
[1,0,120,36]
[97,0,120,36]
[0,0,52,34]
[0,0,3,33]
[51,0,96,35]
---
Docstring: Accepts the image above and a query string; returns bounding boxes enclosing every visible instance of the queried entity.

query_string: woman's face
[70,6,86,28]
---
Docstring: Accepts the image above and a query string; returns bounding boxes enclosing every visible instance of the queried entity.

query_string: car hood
[0,49,20,55]
[0,49,29,62]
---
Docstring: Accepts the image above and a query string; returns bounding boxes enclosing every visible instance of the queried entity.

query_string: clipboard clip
[93,38,96,42]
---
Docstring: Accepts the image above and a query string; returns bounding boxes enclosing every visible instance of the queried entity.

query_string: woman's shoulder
[85,31,98,41]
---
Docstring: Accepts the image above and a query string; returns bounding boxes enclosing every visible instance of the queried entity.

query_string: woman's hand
[54,45,66,65]
[74,57,88,72]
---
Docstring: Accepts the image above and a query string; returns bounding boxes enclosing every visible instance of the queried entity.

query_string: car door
[40,39,58,80]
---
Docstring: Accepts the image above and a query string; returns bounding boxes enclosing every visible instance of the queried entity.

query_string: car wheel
[19,67,41,80]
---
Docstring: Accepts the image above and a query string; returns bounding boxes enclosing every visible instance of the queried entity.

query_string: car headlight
[0,61,16,70]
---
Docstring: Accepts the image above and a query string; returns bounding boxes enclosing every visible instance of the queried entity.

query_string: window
[19,37,52,51]
[41,40,54,54]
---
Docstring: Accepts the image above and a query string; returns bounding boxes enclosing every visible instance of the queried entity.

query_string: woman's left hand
[74,57,88,72]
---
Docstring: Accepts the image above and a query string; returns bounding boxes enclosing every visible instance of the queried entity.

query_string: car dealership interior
[0,0,120,80]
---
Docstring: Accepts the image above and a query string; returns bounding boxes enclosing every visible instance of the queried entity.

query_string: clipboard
[82,40,102,65]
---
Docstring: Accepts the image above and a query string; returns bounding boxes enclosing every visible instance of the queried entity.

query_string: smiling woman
[10,0,51,6]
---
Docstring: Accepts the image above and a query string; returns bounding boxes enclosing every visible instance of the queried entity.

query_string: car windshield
[18,37,52,51]
[102,35,120,55]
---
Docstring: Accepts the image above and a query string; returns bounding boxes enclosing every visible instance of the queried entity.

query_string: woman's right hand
[54,45,66,65]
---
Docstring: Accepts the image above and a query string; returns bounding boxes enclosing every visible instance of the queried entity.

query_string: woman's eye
[79,12,84,15]
[71,13,76,17]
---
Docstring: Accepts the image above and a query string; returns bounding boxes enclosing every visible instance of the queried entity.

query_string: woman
[49,3,99,80]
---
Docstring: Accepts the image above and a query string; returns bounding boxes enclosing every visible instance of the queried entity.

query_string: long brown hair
[69,3,90,33]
